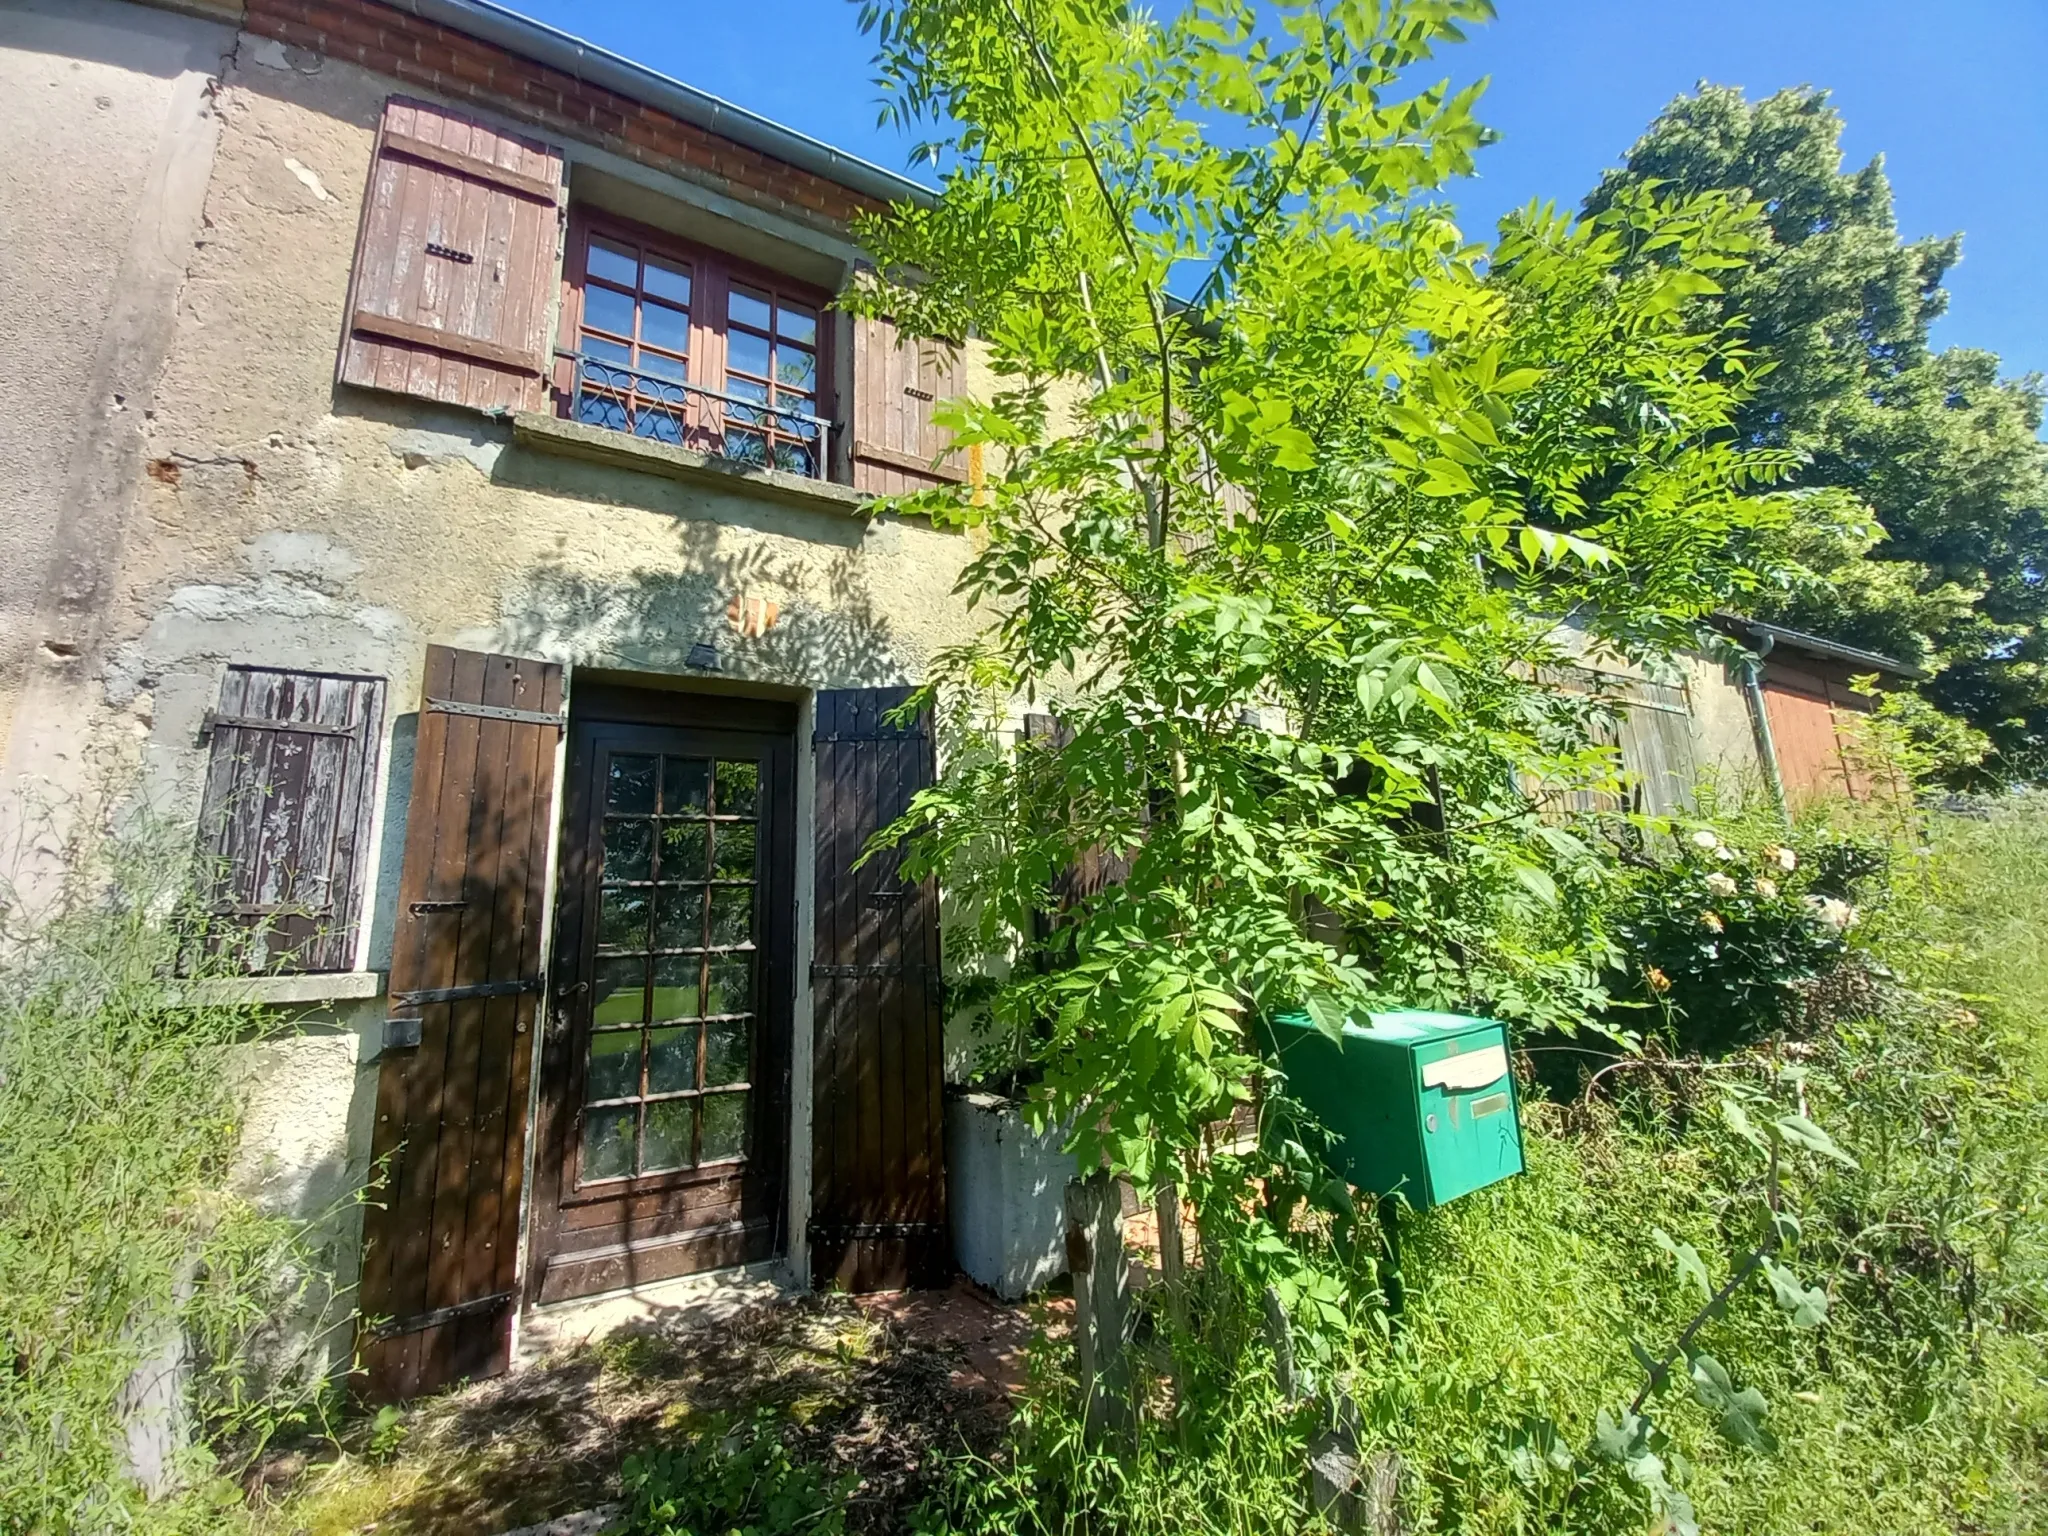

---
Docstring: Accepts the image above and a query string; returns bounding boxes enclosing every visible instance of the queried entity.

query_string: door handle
[555,980,588,1000]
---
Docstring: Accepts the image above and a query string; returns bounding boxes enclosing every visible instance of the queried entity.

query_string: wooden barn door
[357,647,563,1401]
[808,688,947,1290]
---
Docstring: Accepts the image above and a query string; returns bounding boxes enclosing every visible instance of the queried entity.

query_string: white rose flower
[1771,846,1798,873]
[1691,829,1721,851]
[1755,878,1779,899]
[1704,872,1739,897]
[1805,895,1856,932]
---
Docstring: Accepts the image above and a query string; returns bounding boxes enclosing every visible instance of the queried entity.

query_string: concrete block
[946,1092,1076,1301]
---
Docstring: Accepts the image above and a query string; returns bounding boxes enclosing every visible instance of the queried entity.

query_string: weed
[0,805,337,1532]
[615,1408,857,1536]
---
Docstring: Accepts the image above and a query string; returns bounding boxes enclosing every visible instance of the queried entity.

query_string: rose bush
[1606,829,1882,1053]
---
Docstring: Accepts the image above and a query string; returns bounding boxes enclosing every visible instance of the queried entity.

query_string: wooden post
[1156,1182,1187,1329]
[1262,1283,1298,1401]
[1309,1395,1406,1535]
[1064,1172,1132,1438]
[1377,1195,1405,1324]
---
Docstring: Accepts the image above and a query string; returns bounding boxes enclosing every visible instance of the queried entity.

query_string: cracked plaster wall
[0,1,995,1304]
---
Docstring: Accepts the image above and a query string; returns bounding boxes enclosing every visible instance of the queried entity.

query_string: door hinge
[425,697,565,731]
[365,1289,512,1342]
[390,977,542,1006]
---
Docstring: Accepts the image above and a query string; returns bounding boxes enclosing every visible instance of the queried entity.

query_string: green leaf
[1492,366,1545,394]
[1652,1227,1712,1302]
[1418,458,1477,497]
[1268,426,1316,471]
[1762,1259,1829,1328]
[1688,1354,1777,1453]
[1512,864,1559,905]
[1772,1114,1858,1167]
[1591,1405,1648,1465]
[1720,1095,1768,1152]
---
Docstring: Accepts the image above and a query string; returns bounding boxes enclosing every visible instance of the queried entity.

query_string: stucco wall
[0,0,234,860]
[0,8,997,1307]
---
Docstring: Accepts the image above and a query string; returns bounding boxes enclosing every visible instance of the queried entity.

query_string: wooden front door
[529,690,796,1305]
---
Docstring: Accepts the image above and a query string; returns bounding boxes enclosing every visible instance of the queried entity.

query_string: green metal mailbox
[1263,1008,1525,1209]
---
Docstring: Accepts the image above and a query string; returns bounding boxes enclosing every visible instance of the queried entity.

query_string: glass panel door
[578,750,761,1185]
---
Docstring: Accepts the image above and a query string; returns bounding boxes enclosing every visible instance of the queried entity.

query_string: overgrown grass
[913,798,2048,1535]
[0,813,333,1533]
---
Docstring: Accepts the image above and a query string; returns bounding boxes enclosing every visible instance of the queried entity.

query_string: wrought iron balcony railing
[558,351,832,481]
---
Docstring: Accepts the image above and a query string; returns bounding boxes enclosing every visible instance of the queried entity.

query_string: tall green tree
[1585,84,2048,777]
[845,3,1817,1522]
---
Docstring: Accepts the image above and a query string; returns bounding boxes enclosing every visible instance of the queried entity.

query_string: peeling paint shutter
[338,97,564,413]
[195,665,385,973]
[850,315,966,492]
[809,688,947,1290]
[357,647,564,1401]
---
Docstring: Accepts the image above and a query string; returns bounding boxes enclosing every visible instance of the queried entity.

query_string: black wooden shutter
[195,665,385,973]
[809,687,947,1290]
[357,646,564,1401]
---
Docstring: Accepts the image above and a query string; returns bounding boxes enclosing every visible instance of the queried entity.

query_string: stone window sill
[512,413,869,516]
[182,971,387,1007]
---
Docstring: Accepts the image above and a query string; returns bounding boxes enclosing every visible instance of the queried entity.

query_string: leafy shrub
[614,1409,855,1536]
[1605,827,1882,1053]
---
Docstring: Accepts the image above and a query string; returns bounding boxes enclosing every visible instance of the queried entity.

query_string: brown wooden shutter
[1022,713,1136,913]
[195,665,385,974]
[850,315,967,492]
[357,647,564,1401]
[809,687,947,1291]
[339,97,564,414]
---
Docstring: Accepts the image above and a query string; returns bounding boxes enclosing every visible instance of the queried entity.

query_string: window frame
[554,208,835,480]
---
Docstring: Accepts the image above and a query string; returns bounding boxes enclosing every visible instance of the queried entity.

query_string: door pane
[661,823,708,880]
[704,1017,750,1086]
[581,283,636,341]
[597,886,651,950]
[708,886,752,947]
[607,754,658,812]
[714,760,758,816]
[591,957,647,1027]
[651,952,704,1020]
[604,819,653,881]
[664,757,710,815]
[654,885,706,950]
[647,1025,698,1094]
[711,823,756,880]
[705,954,752,1016]
[642,1099,695,1172]
[643,255,692,305]
[582,1105,636,1182]
[700,1091,748,1162]
[586,239,638,287]
[585,1029,642,1102]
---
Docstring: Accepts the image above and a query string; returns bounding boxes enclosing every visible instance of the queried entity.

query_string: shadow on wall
[489,496,909,699]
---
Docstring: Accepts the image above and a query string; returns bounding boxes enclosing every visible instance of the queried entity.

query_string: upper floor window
[557,212,830,479]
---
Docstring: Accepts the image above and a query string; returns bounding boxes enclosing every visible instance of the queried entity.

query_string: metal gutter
[1712,613,1925,681]
[379,0,936,208]
[1737,635,1790,821]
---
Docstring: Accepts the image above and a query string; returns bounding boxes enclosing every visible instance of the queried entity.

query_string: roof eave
[383,0,936,210]
[1712,614,1926,682]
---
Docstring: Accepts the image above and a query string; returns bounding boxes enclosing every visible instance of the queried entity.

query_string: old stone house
[0,0,1913,1406]
[3,0,990,1402]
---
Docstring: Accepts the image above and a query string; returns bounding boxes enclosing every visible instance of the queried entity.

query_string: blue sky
[499,0,2048,385]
